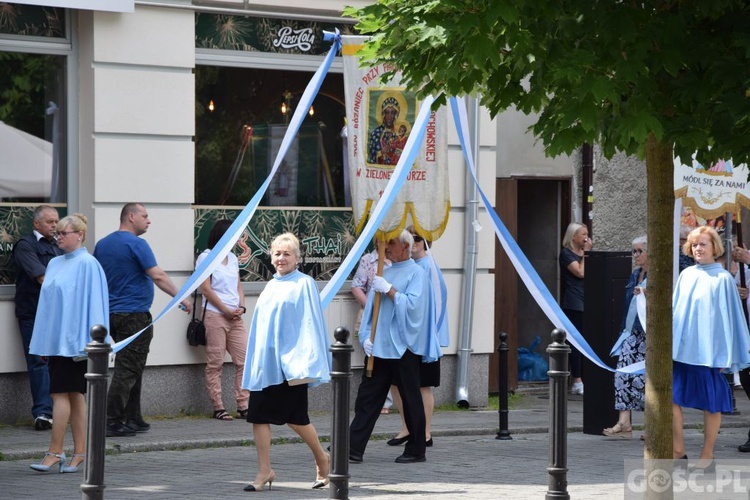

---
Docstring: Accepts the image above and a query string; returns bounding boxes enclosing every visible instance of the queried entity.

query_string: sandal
[213,409,233,421]
[602,422,632,437]
[237,408,248,419]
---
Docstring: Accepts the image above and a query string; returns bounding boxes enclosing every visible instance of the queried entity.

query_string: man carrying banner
[348,230,441,464]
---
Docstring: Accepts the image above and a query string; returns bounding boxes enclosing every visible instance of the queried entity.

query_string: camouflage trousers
[106,312,153,425]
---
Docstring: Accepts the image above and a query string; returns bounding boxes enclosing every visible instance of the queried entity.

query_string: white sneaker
[571,382,584,395]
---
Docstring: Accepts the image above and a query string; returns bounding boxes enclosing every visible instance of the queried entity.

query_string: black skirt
[49,356,87,394]
[419,358,441,388]
[246,381,310,425]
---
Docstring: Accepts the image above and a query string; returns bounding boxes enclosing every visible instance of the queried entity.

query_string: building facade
[0,0,505,424]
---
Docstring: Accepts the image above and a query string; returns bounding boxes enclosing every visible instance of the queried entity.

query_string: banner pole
[737,212,749,324]
[366,239,386,377]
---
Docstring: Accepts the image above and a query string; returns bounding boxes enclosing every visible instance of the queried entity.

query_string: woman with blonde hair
[29,213,109,473]
[240,233,330,491]
[672,226,750,469]
[558,222,591,395]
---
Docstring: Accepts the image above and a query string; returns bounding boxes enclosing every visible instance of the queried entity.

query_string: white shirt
[195,250,241,313]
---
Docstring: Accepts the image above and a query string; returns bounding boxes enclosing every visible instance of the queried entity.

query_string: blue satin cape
[241,269,331,391]
[415,254,450,348]
[359,258,441,362]
[673,263,750,372]
[29,247,110,357]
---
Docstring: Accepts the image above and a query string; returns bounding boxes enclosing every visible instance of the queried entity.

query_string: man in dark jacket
[14,205,63,430]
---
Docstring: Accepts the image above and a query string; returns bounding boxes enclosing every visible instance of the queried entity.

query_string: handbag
[186,289,207,347]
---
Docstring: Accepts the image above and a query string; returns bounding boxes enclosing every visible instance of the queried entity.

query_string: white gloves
[372,276,392,294]
[363,339,373,357]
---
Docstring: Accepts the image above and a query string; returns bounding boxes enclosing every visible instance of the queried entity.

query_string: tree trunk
[644,134,674,499]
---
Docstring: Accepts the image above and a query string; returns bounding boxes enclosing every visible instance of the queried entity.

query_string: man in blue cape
[349,229,441,464]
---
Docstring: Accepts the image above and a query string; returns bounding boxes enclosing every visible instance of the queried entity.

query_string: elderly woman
[28,213,109,473]
[673,226,750,469]
[240,233,330,492]
[559,222,592,395]
[603,235,648,437]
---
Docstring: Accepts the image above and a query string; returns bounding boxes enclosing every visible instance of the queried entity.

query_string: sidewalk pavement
[2,387,750,499]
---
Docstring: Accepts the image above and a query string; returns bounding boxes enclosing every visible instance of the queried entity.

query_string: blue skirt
[673,361,731,413]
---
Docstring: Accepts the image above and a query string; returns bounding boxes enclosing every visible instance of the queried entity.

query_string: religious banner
[341,35,450,240]
[674,156,750,218]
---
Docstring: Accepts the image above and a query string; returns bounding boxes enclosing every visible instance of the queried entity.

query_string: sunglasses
[412,235,424,242]
[632,248,645,256]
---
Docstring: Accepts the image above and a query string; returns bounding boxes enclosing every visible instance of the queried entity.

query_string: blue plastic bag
[517,336,549,381]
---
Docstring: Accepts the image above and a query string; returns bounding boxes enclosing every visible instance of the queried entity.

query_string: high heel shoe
[61,454,85,473]
[690,458,716,474]
[243,470,275,492]
[312,477,330,489]
[602,422,632,437]
[312,453,330,489]
[30,451,66,473]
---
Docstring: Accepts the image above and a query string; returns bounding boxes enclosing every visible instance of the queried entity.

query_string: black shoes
[349,451,364,463]
[34,415,53,431]
[106,423,136,437]
[125,418,151,433]
[395,453,426,463]
[387,434,410,446]
[739,430,750,452]
[388,435,433,447]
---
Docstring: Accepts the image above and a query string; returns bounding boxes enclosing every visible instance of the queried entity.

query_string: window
[194,14,357,281]
[0,4,69,284]
[195,66,346,208]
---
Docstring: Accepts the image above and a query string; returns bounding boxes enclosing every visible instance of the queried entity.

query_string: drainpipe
[455,96,480,408]
[581,143,594,237]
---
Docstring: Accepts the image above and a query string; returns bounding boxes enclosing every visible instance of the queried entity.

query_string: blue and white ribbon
[320,94,437,308]
[113,32,343,352]
[449,96,643,375]
[113,31,643,378]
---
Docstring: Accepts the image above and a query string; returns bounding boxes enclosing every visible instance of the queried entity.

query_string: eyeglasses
[56,230,79,238]
[632,248,645,256]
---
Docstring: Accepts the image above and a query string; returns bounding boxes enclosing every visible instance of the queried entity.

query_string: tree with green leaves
[345,0,750,484]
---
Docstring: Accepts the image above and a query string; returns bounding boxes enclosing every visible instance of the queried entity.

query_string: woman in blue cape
[240,233,330,492]
[28,213,109,474]
[672,226,750,470]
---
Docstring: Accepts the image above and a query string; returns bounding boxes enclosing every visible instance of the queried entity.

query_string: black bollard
[81,324,111,500]
[546,329,570,500]
[496,332,512,440]
[329,326,353,500]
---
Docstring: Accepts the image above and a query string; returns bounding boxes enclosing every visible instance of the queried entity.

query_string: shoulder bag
[186,289,207,347]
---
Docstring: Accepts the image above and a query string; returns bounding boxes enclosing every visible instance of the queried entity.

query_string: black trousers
[350,350,426,458]
[106,312,153,425]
